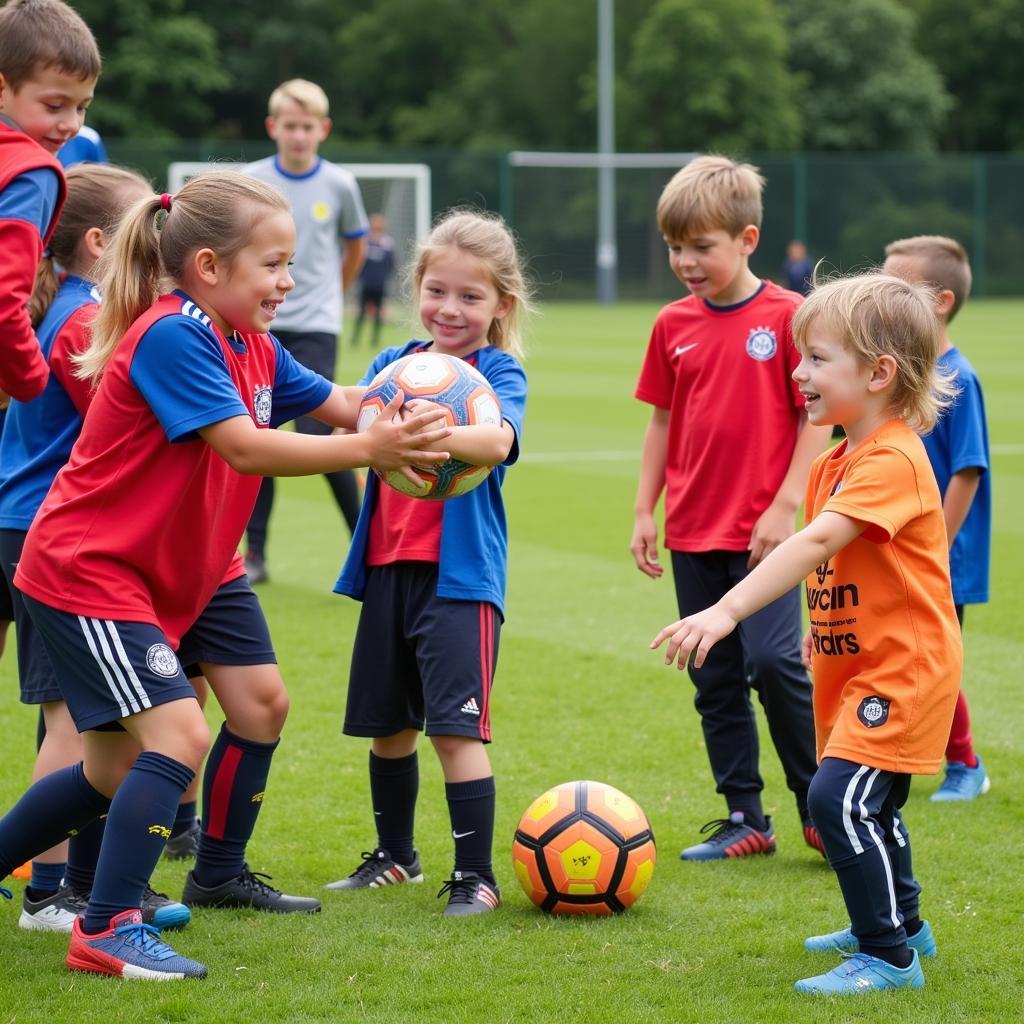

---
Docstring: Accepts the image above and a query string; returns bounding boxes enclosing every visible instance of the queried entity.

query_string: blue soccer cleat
[804,920,937,957]
[66,909,206,980]
[795,950,924,994]
[931,757,990,802]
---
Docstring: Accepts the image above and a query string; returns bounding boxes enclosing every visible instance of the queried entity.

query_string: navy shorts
[0,529,62,704]
[345,563,500,742]
[177,574,276,671]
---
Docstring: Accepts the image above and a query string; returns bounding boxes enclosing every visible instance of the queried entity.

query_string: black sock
[171,800,197,838]
[903,915,922,937]
[727,798,767,833]
[860,941,914,969]
[369,750,418,865]
[65,815,106,895]
[445,776,496,884]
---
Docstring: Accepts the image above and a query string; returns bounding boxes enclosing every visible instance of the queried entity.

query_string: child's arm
[652,509,865,669]
[305,384,367,430]
[0,216,51,402]
[748,413,832,567]
[630,408,670,578]
[942,467,982,549]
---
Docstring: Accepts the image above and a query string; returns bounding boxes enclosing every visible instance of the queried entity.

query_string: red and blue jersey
[0,274,99,530]
[0,119,67,402]
[15,291,332,648]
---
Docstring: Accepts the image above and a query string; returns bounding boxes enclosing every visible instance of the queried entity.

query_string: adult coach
[243,79,369,583]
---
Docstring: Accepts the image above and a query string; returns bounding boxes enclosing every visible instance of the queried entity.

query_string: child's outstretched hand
[650,605,738,670]
[365,391,450,485]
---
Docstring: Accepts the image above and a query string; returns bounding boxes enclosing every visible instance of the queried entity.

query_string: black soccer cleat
[324,848,424,891]
[163,818,201,861]
[437,871,500,917]
[182,863,321,914]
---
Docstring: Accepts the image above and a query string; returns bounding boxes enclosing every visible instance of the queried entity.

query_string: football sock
[445,776,496,884]
[65,815,106,895]
[83,751,194,934]
[860,941,914,969]
[903,915,922,937]
[727,797,767,833]
[193,724,278,888]
[0,762,109,878]
[369,750,418,865]
[28,860,65,898]
[171,800,198,838]
[945,690,977,766]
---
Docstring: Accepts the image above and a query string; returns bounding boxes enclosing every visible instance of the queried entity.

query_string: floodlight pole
[596,0,616,304]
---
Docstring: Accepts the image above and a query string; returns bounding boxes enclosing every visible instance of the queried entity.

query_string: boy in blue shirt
[884,235,991,801]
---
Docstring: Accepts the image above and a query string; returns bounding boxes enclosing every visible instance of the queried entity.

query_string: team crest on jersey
[745,326,777,361]
[312,200,331,222]
[253,386,273,425]
[145,643,179,678]
[857,696,890,728]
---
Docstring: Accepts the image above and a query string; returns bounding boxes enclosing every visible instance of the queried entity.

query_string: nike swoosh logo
[674,342,699,357]
[452,830,476,839]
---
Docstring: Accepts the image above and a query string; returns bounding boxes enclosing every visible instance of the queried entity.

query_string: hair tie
[42,248,53,260]
[160,193,173,212]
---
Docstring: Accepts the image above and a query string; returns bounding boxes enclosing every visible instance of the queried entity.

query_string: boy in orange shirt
[653,272,961,994]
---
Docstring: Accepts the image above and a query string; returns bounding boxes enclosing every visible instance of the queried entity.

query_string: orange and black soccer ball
[512,780,656,916]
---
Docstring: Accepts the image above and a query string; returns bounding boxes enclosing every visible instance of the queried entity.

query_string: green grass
[1,301,1022,1022]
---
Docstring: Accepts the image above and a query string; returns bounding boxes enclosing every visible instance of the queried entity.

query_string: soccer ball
[512,780,656,916]
[357,351,502,499]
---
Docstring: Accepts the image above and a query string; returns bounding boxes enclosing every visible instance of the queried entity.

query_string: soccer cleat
[243,552,268,585]
[182,863,321,913]
[324,848,424,891]
[680,812,776,861]
[66,909,206,981]
[163,818,201,861]
[794,949,924,994]
[141,884,191,931]
[437,871,500,917]
[931,757,991,802]
[802,820,827,858]
[19,884,89,932]
[804,919,937,958]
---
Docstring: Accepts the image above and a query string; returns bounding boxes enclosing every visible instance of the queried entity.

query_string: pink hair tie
[160,193,173,211]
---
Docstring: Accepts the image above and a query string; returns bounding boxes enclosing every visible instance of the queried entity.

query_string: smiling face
[0,65,95,154]
[265,99,330,174]
[203,209,296,334]
[665,225,759,305]
[418,246,512,358]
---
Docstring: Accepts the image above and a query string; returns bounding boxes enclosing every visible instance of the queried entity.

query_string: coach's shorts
[345,563,500,742]
[0,529,62,704]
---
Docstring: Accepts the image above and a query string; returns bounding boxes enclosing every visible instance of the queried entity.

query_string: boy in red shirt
[631,156,831,859]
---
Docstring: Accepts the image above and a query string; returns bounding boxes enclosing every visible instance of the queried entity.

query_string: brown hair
[29,163,151,326]
[793,272,956,433]
[884,235,972,323]
[657,155,764,240]
[0,0,101,89]
[411,209,532,358]
[78,171,289,382]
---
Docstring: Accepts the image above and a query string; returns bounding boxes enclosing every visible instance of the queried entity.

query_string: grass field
[1,300,1021,1022]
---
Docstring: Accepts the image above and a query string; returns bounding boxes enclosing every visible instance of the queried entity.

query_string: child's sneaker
[65,909,206,980]
[802,819,827,858]
[163,818,201,860]
[437,871,500,916]
[182,863,320,913]
[679,812,776,861]
[931,757,990,802]
[141,884,191,930]
[324,848,424,890]
[804,920,937,957]
[794,950,924,994]
[19,885,89,932]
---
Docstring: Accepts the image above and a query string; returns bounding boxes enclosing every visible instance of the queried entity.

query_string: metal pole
[596,0,616,303]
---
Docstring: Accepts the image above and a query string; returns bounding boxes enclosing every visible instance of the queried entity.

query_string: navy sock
[445,776,496,884]
[369,750,418,865]
[726,797,767,833]
[861,941,914,969]
[84,751,194,934]
[903,915,922,937]
[194,724,277,888]
[0,762,110,877]
[28,861,65,897]
[171,800,198,838]
[65,816,106,895]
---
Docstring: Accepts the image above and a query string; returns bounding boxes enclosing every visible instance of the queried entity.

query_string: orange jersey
[804,419,961,774]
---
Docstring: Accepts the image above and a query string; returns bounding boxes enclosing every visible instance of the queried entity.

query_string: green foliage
[784,0,951,151]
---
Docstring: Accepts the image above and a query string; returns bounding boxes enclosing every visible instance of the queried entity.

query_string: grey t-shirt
[244,156,368,335]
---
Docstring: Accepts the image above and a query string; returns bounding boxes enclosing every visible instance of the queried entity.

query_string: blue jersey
[921,347,990,605]
[335,340,528,616]
[0,274,99,530]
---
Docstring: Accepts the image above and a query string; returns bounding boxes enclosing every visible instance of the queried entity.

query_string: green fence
[107,141,1023,301]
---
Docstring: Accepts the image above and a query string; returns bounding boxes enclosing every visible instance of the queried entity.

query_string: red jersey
[635,281,805,551]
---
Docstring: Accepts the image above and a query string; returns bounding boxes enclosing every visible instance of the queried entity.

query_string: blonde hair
[78,171,289,383]
[30,163,151,327]
[0,0,100,88]
[657,155,764,240]
[884,235,972,323]
[412,210,532,358]
[793,272,956,433]
[268,79,329,119]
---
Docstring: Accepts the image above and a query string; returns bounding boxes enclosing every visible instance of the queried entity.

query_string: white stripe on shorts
[841,765,871,855]
[102,620,153,711]
[76,617,151,717]
[844,766,900,929]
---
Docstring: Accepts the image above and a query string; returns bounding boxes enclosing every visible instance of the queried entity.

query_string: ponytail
[28,251,60,327]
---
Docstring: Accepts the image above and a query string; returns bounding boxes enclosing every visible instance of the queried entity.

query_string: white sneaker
[19,884,89,932]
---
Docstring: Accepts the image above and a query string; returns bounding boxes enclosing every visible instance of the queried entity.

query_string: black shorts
[345,563,500,742]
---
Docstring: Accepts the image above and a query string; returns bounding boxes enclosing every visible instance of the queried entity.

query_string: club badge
[857,695,890,729]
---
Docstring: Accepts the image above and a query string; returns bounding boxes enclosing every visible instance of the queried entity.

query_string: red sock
[945,689,977,767]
